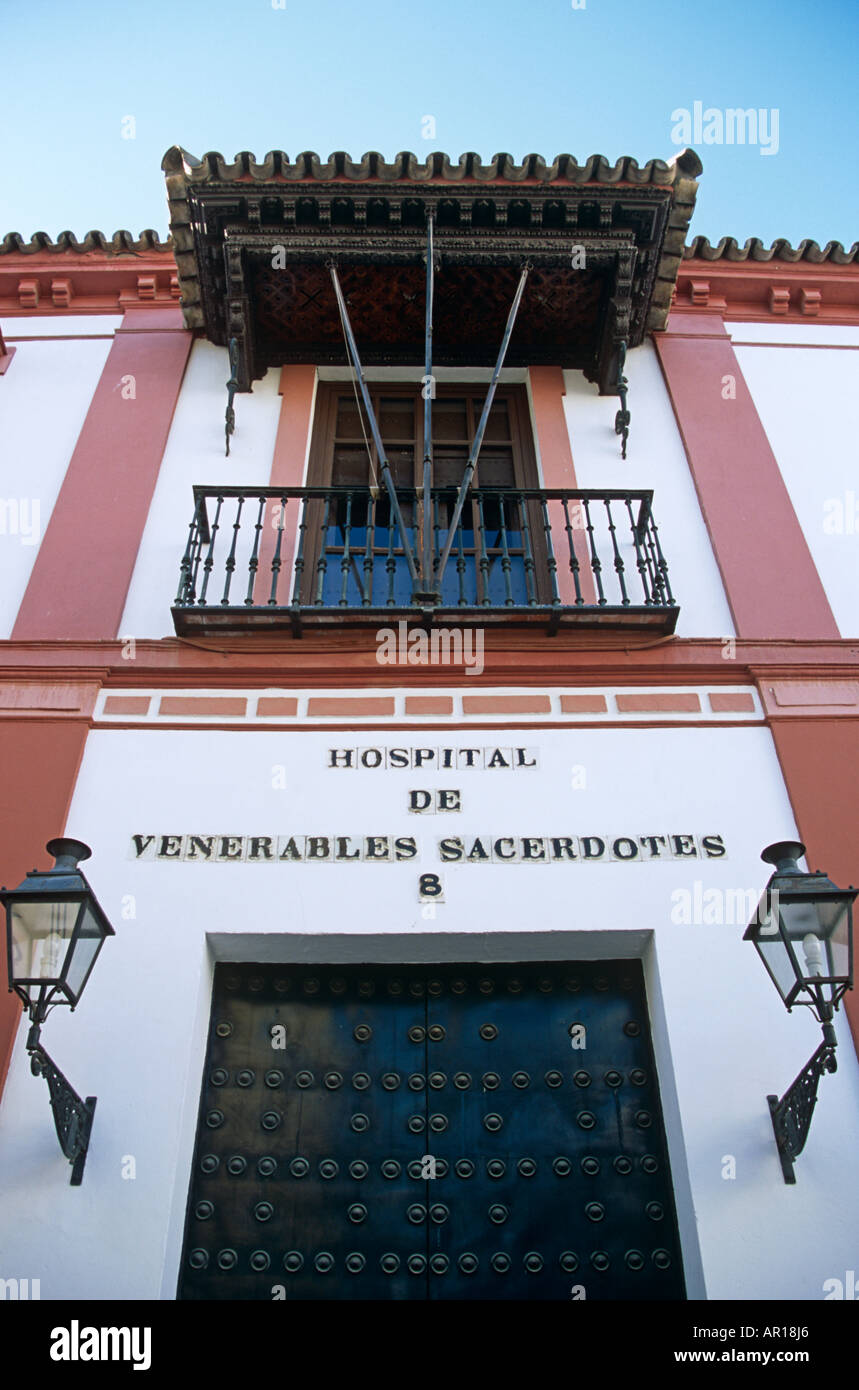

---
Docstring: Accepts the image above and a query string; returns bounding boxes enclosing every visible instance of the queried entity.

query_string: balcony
[172,486,678,636]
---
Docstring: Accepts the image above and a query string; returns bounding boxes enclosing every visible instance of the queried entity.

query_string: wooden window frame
[306,381,540,491]
[301,381,550,607]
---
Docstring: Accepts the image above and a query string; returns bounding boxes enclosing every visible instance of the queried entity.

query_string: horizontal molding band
[92,686,764,725]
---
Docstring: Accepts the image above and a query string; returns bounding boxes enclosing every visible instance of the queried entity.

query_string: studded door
[178,962,685,1300]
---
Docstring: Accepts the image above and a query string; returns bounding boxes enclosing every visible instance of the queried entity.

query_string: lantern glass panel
[9,899,82,983]
[778,895,851,981]
[755,933,799,1005]
[63,904,108,1000]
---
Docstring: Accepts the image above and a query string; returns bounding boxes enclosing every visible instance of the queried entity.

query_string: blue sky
[2,0,856,248]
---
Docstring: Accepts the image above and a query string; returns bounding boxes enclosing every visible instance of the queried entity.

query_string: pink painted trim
[708,692,755,712]
[255,366,317,605]
[159,696,247,716]
[101,696,152,715]
[653,315,839,641]
[0,719,90,1100]
[768,718,859,1059]
[257,697,300,716]
[616,693,701,713]
[405,696,455,714]
[12,310,192,640]
[462,695,552,714]
[307,697,396,716]
[560,695,608,713]
[528,367,596,605]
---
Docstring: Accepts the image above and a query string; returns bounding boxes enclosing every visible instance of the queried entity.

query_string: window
[303,383,548,608]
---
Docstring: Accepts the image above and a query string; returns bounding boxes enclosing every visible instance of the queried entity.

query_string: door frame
[162,929,705,1299]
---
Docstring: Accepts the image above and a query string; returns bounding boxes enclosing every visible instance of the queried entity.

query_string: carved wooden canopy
[162,147,703,395]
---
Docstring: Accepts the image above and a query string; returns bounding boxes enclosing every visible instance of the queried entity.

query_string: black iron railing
[172,486,677,634]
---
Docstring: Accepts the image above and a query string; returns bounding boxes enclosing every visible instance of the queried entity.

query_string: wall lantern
[0,839,115,1185]
[744,840,856,1184]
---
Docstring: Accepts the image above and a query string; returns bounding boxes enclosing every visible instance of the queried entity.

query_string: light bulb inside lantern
[802,932,823,977]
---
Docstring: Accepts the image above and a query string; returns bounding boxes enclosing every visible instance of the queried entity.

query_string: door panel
[423,963,682,1300]
[178,962,685,1301]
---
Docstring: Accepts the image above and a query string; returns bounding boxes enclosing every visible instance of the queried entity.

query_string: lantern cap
[45,839,92,873]
[761,841,806,875]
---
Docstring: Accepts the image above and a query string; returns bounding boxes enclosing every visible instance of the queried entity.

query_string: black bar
[328,265,419,584]
[421,213,435,590]
[435,264,530,584]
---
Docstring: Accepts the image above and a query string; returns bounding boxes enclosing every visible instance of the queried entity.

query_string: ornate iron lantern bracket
[26,1021,97,1186]
[744,839,856,1183]
[767,1023,838,1185]
[225,337,240,457]
[1,838,114,1186]
[614,340,630,459]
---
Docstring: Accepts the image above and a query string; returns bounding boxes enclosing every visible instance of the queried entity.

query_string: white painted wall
[3,316,122,339]
[1,717,857,1300]
[0,334,114,637]
[559,345,735,640]
[119,341,283,638]
[727,323,859,639]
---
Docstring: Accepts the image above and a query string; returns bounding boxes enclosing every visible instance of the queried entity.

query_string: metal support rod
[435,264,530,586]
[26,1022,96,1186]
[328,264,419,584]
[767,1022,838,1184]
[420,214,436,596]
[614,340,630,460]
[225,337,239,457]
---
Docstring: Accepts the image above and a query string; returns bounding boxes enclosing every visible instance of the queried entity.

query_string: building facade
[0,146,857,1302]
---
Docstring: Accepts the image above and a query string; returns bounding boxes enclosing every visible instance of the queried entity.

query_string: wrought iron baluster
[385,509,397,606]
[604,497,629,606]
[244,496,266,606]
[455,501,468,607]
[648,513,674,605]
[339,492,354,606]
[561,497,584,606]
[291,497,309,606]
[408,493,419,597]
[432,495,447,602]
[581,497,606,606]
[362,491,376,606]
[641,525,660,600]
[497,494,514,606]
[222,495,245,605]
[518,492,537,606]
[314,497,331,606]
[632,494,659,603]
[198,495,223,606]
[625,495,652,605]
[190,523,205,601]
[268,496,287,605]
[541,496,561,607]
[176,495,205,605]
[476,492,491,607]
[640,514,662,602]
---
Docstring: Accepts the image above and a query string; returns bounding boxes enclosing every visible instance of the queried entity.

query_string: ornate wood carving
[162,150,703,394]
